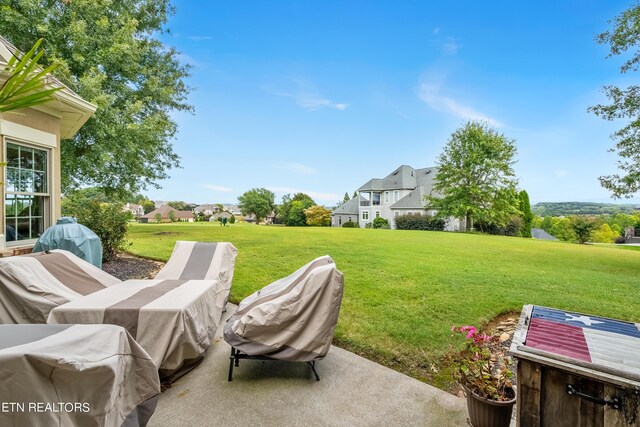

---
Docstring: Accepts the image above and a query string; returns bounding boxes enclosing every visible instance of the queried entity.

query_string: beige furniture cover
[0,250,121,323]
[155,241,237,292]
[0,324,159,427]
[223,255,344,362]
[48,278,228,374]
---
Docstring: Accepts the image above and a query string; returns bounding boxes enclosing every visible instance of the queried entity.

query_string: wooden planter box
[510,305,640,427]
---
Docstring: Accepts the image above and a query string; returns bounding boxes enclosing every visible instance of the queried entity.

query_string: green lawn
[127,222,640,388]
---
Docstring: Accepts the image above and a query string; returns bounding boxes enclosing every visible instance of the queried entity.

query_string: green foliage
[167,201,195,211]
[0,1,192,195]
[592,223,620,243]
[550,217,575,241]
[167,210,176,223]
[139,199,156,214]
[304,205,332,226]
[229,214,236,224]
[531,216,543,229]
[532,202,640,216]
[372,217,389,229]
[342,220,359,228]
[278,193,316,226]
[238,188,275,223]
[475,216,524,237]
[353,191,358,199]
[589,3,640,197]
[61,187,124,212]
[540,216,554,233]
[62,197,130,262]
[572,218,595,244]
[518,190,533,238]
[428,121,519,231]
[154,212,162,224]
[343,192,350,203]
[0,38,61,112]
[395,213,445,231]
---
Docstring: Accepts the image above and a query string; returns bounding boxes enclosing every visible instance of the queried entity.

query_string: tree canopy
[304,205,332,226]
[276,193,316,226]
[0,1,192,195]
[427,121,519,231]
[589,3,640,197]
[238,188,275,223]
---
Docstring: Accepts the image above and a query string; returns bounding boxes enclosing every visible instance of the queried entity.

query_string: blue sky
[147,1,636,206]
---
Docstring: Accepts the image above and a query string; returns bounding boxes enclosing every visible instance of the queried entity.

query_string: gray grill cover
[33,217,103,268]
[224,256,344,362]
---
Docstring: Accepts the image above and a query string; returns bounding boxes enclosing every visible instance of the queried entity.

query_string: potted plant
[451,325,516,427]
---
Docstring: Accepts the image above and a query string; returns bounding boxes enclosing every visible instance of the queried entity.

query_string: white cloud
[442,37,461,55]
[262,79,348,111]
[188,35,213,41]
[555,169,569,177]
[275,162,318,175]
[418,81,502,127]
[267,186,341,202]
[204,184,233,192]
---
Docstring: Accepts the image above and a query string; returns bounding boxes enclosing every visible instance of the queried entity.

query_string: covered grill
[33,217,103,268]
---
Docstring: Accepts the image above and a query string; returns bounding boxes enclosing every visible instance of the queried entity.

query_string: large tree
[518,190,533,238]
[238,188,275,223]
[0,1,192,195]
[427,121,519,231]
[589,3,640,197]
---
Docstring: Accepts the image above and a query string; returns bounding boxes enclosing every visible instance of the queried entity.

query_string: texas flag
[525,306,640,373]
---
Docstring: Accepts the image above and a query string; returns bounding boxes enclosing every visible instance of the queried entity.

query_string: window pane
[16,218,30,241]
[19,146,34,169]
[6,144,19,168]
[17,196,30,217]
[33,150,46,172]
[31,196,43,217]
[6,167,18,192]
[31,217,44,239]
[34,172,46,193]
[19,170,34,192]
[6,218,17,242]
[5,195,16,217]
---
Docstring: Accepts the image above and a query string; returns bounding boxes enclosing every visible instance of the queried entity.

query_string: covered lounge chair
[0,323,160,427]
[223,255,344,381]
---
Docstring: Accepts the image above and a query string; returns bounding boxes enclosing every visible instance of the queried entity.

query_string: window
[375,211,380,218]
[362,211,369,221]
[372,192,381,206]
[393,190,399,202]
[394,211,399,218]
[384,191,389,203]
[339,217,342,225]
[5,142,49,244]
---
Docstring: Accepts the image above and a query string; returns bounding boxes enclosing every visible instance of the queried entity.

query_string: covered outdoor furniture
[0,323,160,427]
[33,217,103,268]
[0,250,120,323]
[48,278,228,377]
[224,255,344,381]
[155,241,237,290]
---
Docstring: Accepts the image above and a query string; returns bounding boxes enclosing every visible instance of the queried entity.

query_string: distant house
[153,200,168,209]
[224,204,241,215]
[139,205,194,223]
[209,211,232,221]
[123,203,144,218]
[194,204,221,217]
[332,165,461,230]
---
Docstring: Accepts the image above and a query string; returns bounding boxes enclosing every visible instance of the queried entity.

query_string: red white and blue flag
[525,306,640,374]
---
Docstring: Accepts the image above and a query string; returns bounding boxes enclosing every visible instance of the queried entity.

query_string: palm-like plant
[0,38,61,113]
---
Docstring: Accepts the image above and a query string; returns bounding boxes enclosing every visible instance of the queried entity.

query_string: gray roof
[358,165,439,192]
[332,197,360,215]
[390,186,426,209]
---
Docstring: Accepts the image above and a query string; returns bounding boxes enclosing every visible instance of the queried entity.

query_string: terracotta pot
[463,385,516,427]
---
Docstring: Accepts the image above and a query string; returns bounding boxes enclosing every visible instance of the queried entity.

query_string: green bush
[394,213,445,231]
[66,201,130,262]
[229,214,236,224]
[475,216,524,237]
[372,217,389,229]
[342,221,359,228]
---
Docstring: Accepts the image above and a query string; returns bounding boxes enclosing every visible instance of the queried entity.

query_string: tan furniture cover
[0,250,120,323]
[48,278,228,374]
[0,324,159,427]
[155,241,237,292]
[223,255,344,362]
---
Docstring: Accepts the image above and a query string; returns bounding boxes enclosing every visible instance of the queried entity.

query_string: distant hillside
[532,202,640,216]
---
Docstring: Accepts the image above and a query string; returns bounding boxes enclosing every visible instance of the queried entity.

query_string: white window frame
[394,211,399,218]
[362,210,369,221]
[4,138,52,247]
[384,191,389,203]
[393,190,399,202]
[375,211,380,218]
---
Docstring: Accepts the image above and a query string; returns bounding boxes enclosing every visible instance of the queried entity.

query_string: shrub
[394,213,445,231]
[571,217,595,244]
[67,201,130,262]
[615,236,626,244]
[342,221,359,228]
[592,223,619,243]
[229,214,236,224]
[476,216,524,237]
[364,222,372,229]
[372,217,389,229]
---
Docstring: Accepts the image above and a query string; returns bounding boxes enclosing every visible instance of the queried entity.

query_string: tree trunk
[465,212,472,232]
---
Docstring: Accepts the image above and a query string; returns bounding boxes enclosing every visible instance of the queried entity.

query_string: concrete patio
[149,305,469,427]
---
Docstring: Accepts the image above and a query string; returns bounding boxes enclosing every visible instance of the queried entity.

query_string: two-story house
[332,165,462,230]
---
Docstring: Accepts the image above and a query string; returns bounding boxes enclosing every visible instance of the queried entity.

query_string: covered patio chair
[0,323,160,427]
[223,255,344,381]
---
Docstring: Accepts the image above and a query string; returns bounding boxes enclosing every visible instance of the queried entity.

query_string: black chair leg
[228,347,236,382]
[309,361,320,381]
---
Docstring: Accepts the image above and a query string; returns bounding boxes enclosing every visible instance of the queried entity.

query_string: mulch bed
[102,253,164,281]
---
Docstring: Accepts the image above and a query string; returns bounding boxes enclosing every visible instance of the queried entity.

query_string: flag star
[565,314,604,326]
